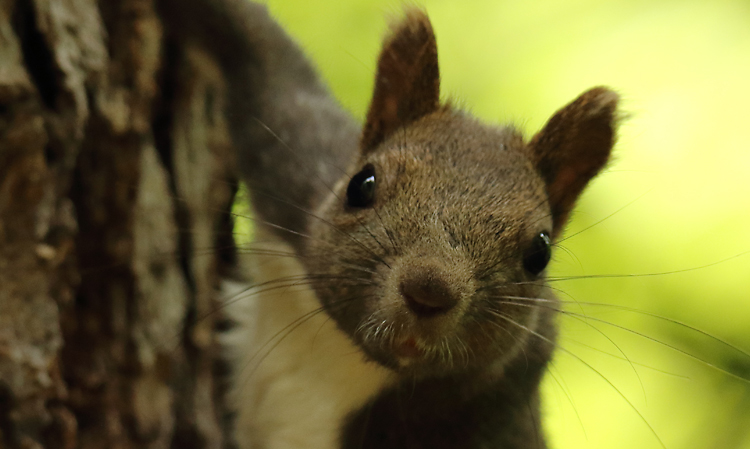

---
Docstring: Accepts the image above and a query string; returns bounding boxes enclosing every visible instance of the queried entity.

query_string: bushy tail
[158,0,360,251]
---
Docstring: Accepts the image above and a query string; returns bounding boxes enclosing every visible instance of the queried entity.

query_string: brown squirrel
[159,1,618,448]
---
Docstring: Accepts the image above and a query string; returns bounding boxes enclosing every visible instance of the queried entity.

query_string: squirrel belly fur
[222,232,394,449]
[160,1,619,448]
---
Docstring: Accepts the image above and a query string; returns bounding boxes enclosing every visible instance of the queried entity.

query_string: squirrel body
[160,1,619,448]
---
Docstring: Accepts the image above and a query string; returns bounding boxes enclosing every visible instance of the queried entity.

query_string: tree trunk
[0,0,236,447]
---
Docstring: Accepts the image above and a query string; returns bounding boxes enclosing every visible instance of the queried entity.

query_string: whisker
[238,190,391,269]
[372,206,399,255]
[550,243,583,271]
[251,118,393,264]
[181,274,377,343]
[486,309,667,449]
[505,295,750,362]
[564,337,690,380]
[494,296,689,378]
[545,249,750,282]
[491,297,647,400]
[239,306,330,383]
[547,365,589,440]
[500,295,750,384]
[239,296,366,384]
[160,273,376,352]
[556,189,651,244]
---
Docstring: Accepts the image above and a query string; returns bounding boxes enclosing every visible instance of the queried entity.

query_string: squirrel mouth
[394,337,424,360]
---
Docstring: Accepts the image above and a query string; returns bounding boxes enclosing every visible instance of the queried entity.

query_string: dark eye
[346,164,376,208]
[523,231,551,275]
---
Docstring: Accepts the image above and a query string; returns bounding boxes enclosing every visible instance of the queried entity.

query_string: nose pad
[398,262,460,317]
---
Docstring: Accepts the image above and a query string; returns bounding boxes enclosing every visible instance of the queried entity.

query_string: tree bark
[0,0,236,447]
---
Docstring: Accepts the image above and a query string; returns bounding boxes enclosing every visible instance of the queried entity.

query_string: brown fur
[530,87,619,232]
[362,9,440,152]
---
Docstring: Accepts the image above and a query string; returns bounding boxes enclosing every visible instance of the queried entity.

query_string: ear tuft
[361,9,441,152]
[530,87,620,233]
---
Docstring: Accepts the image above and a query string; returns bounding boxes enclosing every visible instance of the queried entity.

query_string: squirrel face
[308,112,552,376]
[304,10,618,378]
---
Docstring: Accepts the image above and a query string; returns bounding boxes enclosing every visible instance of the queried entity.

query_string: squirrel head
[304,10,619,377]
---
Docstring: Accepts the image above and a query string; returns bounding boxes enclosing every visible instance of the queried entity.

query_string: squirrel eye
[346,164,376,208]
[523,231,551,275]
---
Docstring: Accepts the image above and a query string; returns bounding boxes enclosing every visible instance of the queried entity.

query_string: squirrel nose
[398,262,460,317]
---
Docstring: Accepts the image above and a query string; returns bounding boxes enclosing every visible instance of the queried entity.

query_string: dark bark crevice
[10,0,59,110]
[0,384,20,447]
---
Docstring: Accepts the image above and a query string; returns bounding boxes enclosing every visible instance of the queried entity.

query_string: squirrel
[159,1,618,448]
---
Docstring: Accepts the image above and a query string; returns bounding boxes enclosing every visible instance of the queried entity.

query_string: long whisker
[556,189,651,244]
[161,273,375,352]
[251,117,348,186]
[486,309,667,449]
[241,190,391,269]
[496,297,689,378]
[501,295,750,384]
[250,249,379,276]
[506,295,750,361]
[237,305,332,384]
[550,243,583,271]
[491,297,646,400]
[546,365,589,440]
[372,205,399,255]
[180,274,377,345]
[544,249,750,282]
[240,295,371,383]
[478,282,589,319]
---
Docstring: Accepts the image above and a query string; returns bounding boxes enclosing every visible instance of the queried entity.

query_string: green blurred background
[256,0,750,447]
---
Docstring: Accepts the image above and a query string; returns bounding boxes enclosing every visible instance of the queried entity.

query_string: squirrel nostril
[398,272,459,317]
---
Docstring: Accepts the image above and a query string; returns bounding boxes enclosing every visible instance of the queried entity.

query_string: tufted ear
[529,87,619,234]
[361,9,440,153]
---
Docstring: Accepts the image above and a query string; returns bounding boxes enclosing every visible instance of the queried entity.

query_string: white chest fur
[223,235,394,449]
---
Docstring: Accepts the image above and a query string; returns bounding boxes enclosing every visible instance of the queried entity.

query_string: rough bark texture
[0,0,236,447]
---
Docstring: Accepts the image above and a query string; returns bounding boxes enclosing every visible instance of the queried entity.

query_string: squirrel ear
[361,9,440,152]
[529,87,619,233]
